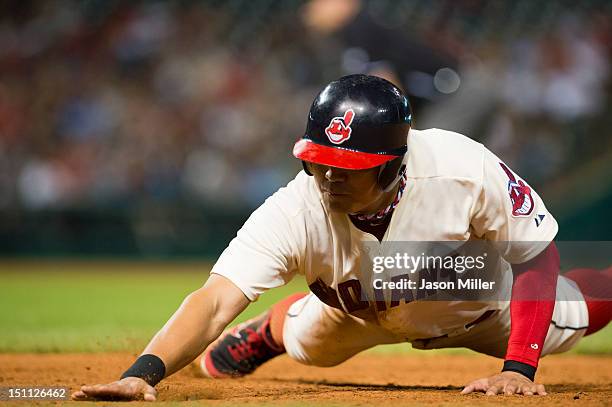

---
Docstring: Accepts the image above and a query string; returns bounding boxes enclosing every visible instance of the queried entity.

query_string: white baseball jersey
[211,128,559,340]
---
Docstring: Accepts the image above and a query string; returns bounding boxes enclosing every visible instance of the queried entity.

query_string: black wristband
[120,354,166,387]
[502,360,536,382]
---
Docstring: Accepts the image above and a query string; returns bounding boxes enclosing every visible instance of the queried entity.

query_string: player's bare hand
[71,377,157,401]
[461,371,547,396]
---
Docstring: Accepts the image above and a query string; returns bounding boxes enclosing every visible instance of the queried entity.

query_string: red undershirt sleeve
[502,242,559,380]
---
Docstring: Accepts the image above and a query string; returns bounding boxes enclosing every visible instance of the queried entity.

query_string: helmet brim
[293,139,399,170]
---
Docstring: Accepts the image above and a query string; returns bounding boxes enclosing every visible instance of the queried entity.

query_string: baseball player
[73,75,611,401]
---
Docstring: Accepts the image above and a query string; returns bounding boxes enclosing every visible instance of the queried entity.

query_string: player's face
[307,163,385,214]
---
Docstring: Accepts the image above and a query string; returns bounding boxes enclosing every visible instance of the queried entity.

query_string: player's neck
[352,171,407,220]
[347,181,402,242]
[349,214,392,242]
[356,183,400,216]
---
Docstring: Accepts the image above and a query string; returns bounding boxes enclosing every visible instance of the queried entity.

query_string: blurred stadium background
[0,0,611,353]
[0,0,611,258]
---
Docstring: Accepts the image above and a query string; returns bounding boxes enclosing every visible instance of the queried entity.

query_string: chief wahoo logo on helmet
[325,109,355,144]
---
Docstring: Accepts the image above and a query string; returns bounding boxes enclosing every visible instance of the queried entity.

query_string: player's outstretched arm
[72,274,250,401]
[461,243,559,396]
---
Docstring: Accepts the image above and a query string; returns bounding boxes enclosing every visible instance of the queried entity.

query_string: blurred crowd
[0,0,610,211]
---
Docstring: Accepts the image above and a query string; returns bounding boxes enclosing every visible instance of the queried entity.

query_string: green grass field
[1,260,610,354]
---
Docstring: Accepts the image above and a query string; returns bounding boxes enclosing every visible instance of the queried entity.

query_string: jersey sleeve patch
[499,162,534,217]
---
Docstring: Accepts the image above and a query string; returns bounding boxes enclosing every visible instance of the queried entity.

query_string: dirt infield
[1,353,610,406]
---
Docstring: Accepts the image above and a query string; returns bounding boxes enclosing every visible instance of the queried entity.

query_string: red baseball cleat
[200,312,285,378]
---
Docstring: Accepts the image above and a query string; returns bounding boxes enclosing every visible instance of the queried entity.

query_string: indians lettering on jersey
[309,269,459,315]
[308,260,499,317]
[325,109,354,144]
[499,162,534,217]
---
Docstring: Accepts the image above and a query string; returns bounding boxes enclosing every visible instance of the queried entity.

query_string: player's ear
[302,161,313,176]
